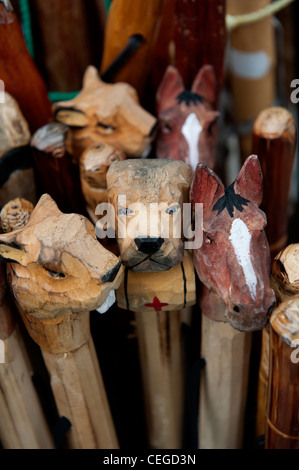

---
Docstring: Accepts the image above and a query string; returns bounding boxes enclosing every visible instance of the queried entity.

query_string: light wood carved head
[156,65,219,170]
[0,194,123,318]
[107,159,192,272]
[191,155,276,332]
[53,66,157,160]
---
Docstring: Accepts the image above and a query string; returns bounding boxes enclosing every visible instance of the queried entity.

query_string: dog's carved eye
[43,266,66,278]
[163,122,172,134]
[166,204,180,215]
[205,234,213,244]
[118,208,134,216]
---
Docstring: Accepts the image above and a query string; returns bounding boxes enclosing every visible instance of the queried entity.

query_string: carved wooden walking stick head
[80,143,126,212]
[107,159,192,272]
[53,66,157,159]
[0,194,123,317]
[191,155,276,332]
[156,65,219,170]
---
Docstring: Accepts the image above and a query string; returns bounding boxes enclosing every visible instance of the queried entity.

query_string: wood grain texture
[30,0,106,92]
[53,66,157,162]
[156,65,219,170]
[226,0,276,157]
[0,194,124,449]
[191,155,275,332]
[0,201,53,449]
[174,0,226,96]
[199,311,251,449]
[100,0,165,96]
[0,2,53,132]
[107,159,192,272]
[252,107,297,259]
[0,93,37,208]
[266,296,299,448]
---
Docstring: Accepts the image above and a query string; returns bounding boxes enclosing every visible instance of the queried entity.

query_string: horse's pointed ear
[83,65,103,89]
[190,163,225,219]
[156,66,185,113]
[234,155,263,207]
[191,65,217,105]
[26,194,62,227]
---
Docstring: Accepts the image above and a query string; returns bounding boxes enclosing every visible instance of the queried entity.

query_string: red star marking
[144,297,169,312]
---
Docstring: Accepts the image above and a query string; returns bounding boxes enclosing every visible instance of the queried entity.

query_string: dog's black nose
[135,237,164,255]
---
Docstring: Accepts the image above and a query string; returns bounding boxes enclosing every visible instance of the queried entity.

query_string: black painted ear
[190,163,225,219]
[234,155,263,207]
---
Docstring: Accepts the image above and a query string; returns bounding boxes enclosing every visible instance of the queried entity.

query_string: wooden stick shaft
[17,306,118,449]
[266,297,299,448]
[226,0,276,157]
[174,0,226,97]
[100,0,165,95]
[0,2,52,132]
[199,312,252,449]
[135,309,184,449]
[252,107,297,258]
[0,324,54,449]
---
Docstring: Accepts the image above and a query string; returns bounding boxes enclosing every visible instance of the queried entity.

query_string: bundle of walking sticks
[0,0,298,450]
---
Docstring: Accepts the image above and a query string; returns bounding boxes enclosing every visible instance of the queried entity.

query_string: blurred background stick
[226,0,276,159]
[266,295,299,449]
[0,1,52,132]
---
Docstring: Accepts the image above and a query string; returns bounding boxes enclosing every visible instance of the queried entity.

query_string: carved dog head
[107,159,192,272]
[53,66,157,161]
[156,65,219,170]
[0,194,123,318]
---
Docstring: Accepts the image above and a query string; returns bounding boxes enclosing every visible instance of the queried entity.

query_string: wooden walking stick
[100,0,165,96]
[0,92,37,208]
[0,194,124,449]
[0,199,54,449]
[266,295,299,449]
[252,107,297,439]
[28,0,106,92]
[190,155,275,448]
[0,0,52,132]
[256,243,299,439]
[252,107,297,259]
[80,143,126,223]
[226,0,276,158]
[31,123,86,214]
[117,252,196,449]
[174,0,226,99]
[107,159,193,448]
[53,66,157,162]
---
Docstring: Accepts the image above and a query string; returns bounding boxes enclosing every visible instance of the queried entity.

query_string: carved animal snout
[135,237,164,255]
[101,261,122,283]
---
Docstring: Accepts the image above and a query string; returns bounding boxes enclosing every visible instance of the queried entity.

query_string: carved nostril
[135,237,164,255]
[102,261,121,283]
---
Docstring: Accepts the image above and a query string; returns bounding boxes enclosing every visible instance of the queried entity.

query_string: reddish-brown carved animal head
[156,65,219,171]
[191,155,276,332]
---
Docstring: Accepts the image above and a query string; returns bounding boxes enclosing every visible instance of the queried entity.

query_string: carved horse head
[53,66,157,160]
[107,159,192,272]
[156,65,219,171]
[191,155,276,331]
[0,194,123,318]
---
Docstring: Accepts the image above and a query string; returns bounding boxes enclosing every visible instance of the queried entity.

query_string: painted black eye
[166,205,180,215]
[118,208,134,216]
[163,122,172,133]
[44,267,65,278]
[205,234,213,244]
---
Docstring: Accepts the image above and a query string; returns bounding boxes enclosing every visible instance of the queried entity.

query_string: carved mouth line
[129,255,170,269]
